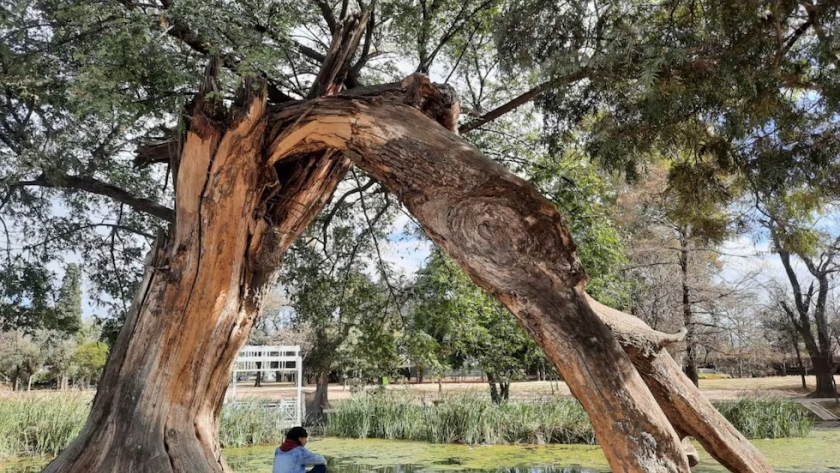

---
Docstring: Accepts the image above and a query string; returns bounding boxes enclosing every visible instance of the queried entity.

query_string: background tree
[614,161,737,384]
[759,198,840,397]
[55,264,84,335]
[70,341,108,389]
[0,330,41,390]
[410,251,543,402]
[279,197,404,418]
[0,261,56,332]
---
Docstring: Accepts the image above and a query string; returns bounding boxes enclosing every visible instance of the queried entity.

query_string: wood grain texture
[266,99,690,473]
[46,76,772,473]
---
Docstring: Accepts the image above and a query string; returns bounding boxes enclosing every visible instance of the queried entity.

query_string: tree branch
[321,178,376,248]
[155,5,296,103]
[15,174,174,222]
[459,69,589,133]
[314,0,338,33]
[308,10,372,98]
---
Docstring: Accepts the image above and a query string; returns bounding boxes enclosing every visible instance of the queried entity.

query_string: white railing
[227,345,303,426]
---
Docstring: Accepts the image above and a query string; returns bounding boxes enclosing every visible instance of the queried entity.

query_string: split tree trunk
[43,80,351,473]
[47,69,775,472]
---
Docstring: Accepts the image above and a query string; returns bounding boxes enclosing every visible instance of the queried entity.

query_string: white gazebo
[227,345,303,427]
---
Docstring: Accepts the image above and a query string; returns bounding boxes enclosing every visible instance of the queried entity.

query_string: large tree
[4,0,837,472]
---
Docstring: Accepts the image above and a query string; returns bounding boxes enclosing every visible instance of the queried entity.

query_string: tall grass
[0,390,815,461]
[219,401,293,448]
[326,391,814,445]
[713,397,813,438]
[0,395,293,459]
[0,393,90,460]
[326,391,597,445]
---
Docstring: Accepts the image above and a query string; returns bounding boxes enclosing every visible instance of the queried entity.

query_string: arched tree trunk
[46,62,773,472]
[265,88,772,473]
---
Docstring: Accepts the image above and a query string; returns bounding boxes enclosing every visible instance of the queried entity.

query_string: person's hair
[285,426,308,442]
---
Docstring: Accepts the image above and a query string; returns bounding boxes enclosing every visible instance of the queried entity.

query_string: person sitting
[272,426,327,473]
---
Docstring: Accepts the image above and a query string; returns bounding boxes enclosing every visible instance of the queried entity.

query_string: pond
[2,430,839,472]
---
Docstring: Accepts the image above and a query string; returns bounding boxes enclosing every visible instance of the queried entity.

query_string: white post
[296,353,303,426]
[231,368,237,402]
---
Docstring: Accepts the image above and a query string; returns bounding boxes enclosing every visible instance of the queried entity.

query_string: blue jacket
[271,446,327,473]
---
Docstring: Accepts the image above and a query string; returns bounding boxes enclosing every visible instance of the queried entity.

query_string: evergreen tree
[55,264,83,334]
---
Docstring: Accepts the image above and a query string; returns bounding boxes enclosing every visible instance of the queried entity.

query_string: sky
[43,196,828,320]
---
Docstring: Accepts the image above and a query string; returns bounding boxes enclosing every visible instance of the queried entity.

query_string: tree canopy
[3,0,839,337]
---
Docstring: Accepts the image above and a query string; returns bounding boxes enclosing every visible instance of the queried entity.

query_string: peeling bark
[264,95,774,473]
[43,83,350,473]
[48,71,773,473]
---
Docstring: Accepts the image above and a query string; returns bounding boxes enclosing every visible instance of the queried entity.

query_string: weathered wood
[585,296,774,473]
[42,85,351,473]
[48,70,773,473]
[265,98,691,473]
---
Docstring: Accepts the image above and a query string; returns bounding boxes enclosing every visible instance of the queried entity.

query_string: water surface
[3,430,839,472]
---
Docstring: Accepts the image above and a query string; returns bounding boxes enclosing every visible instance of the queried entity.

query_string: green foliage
[0,331,41,388]
[278,186,404,384]
[69,342,108,385]
[54,264,82,335]
[714,397,814,439]
[325,391,595,445]
[0,261,55,333]
[409,252,544,393]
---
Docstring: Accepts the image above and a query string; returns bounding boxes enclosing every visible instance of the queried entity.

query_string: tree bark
[43,81,350,473]
[487,373,500,404]
[306,371,330,422]
[678,230,699,387]
[47,71,773,473]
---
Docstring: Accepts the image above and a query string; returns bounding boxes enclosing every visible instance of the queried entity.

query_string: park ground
[234,375,840,402]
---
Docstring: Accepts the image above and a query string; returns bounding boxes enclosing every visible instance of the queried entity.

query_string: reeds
[326,390,813,445]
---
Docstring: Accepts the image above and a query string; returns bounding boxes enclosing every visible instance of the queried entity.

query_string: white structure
[228,345,303,427]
